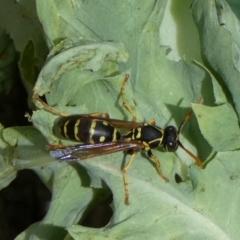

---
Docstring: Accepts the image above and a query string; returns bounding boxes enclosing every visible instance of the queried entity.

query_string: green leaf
[193,103,240,151]
[0,30,17,94]
[192,0,240,118]
[0,0,46,54]
[0,124,17,190]
[0,125,102,240]
[19,40,47,108]
[6,0,240,239]
[1,126,52,181]
[15,163,101,240]
[65,151,240,240]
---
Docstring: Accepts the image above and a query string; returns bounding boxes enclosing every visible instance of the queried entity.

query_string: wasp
[35,74,203,205]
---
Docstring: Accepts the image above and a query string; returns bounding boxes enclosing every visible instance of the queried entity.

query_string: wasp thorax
[163,126,178,152]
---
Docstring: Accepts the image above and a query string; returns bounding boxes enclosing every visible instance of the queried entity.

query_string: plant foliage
[1,0,240,239]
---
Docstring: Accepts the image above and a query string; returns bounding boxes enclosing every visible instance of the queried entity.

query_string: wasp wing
[54,114,144,130]
[50,140,143,161]
[104,118,144,129]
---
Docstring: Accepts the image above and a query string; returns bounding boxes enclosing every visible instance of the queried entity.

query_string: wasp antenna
[177,97,202,134]
[178,141,203,168]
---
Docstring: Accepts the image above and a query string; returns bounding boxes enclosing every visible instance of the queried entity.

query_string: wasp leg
[122,151,138,205]
[147,150,169,182]
[46,144,66,150]
[33,95,69,117]
[33,94,110,119]
[121,74,137,122]
[149,118,156,126]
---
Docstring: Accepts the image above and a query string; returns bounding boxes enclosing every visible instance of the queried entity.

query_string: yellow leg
[33,95,69,117]
[121,74,137,122]
[149,118,156,126]
[122,151,138,205]
[33,94,110,119]
[148,150,169,182]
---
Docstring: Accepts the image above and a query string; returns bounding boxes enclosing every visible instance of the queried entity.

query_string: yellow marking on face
[74,119,81,141]
[63,120,70,138]
[135,128,142,139]
[100,136,106,142]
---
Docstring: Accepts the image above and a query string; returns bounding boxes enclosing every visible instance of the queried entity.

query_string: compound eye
[166,137,178,152]
[163,126,178,152]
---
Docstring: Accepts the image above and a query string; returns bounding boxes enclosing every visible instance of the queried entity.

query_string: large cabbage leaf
[1,0,240,239]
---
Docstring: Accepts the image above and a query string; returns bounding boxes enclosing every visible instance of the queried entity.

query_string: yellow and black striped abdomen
[55,116,121,143]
